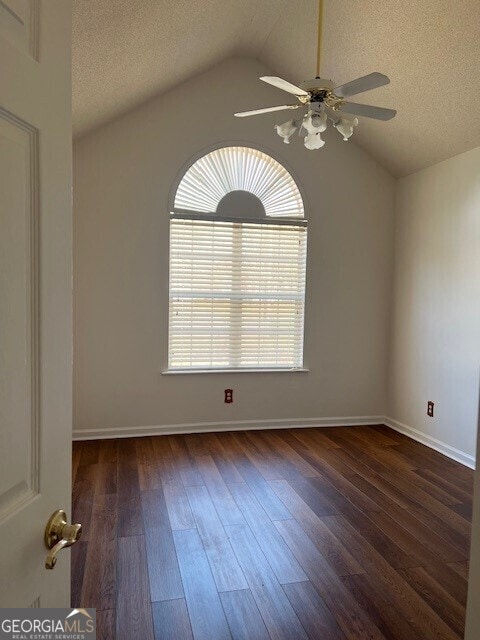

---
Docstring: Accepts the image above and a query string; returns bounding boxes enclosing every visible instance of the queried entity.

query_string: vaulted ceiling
[73,0,480,176]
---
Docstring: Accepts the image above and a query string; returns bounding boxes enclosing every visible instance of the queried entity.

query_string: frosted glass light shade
[302,110,327,134]
[335,116,359,141]
[275,120,298,144]
[304,133,325,149]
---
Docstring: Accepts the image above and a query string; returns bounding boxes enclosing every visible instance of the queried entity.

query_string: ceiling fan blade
[339,101,397,121]
[234,104,301,118]
[334,72,390,98]
[260,76,309,97]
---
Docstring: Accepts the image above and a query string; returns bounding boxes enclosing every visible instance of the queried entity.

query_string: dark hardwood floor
[71,426,474,640]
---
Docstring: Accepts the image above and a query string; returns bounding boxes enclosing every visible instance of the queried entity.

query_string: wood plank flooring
[71,426,474,640]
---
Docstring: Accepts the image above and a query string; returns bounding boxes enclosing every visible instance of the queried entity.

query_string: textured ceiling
[72,0,288,136]
[73,0,480,176]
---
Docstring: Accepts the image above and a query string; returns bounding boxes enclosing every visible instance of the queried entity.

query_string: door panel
[0,1,72,607]
[0,112,39,521]
[0,0,37,58]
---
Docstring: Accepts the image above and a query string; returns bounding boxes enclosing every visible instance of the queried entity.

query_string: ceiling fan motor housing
[300,77,335,93]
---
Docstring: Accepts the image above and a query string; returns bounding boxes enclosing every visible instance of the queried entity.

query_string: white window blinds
[168,218,307,369]
[174,146,304,218]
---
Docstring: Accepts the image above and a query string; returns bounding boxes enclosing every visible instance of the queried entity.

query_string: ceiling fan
[234,0,396,149]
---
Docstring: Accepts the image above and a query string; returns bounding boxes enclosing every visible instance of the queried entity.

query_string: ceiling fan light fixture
[275,120,299,144]
[304,132,325,150]
[334,116,359,141]
[233,0,395,151]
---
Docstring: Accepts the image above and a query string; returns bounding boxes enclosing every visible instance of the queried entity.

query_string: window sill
[161,367,309,375]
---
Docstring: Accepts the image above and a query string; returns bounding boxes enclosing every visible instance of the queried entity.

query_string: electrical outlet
[225,389,233,403]
[427,401,434,417]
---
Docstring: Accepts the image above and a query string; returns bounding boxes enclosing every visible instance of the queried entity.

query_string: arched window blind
[168,146,307,370]
[174,146,304,218]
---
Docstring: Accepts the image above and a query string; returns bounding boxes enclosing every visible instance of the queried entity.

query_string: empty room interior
[1,1,480,639]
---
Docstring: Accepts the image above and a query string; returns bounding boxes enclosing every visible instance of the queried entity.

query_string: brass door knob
[44,510,82,570]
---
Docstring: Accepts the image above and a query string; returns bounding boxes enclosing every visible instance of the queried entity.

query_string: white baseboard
[72,415,384,441]
[72,414,476,469]
[384,416,476,469]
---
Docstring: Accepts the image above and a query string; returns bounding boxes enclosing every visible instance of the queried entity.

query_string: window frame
[165,145,308,374]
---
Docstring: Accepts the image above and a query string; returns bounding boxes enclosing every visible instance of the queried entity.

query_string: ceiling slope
[72,0,288,137]
[73,0,480,176]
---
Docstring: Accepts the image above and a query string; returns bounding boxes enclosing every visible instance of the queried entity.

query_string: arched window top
[173,146,304,219]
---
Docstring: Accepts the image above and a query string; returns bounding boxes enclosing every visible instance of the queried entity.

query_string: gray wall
[389,147,480,462]
[73,57,395,435]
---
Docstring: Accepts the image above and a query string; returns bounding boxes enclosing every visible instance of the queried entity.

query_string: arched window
[168,146,307,370]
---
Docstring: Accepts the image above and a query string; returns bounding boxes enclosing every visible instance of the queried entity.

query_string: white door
[0,0,73,607]
[465,390,480,639]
